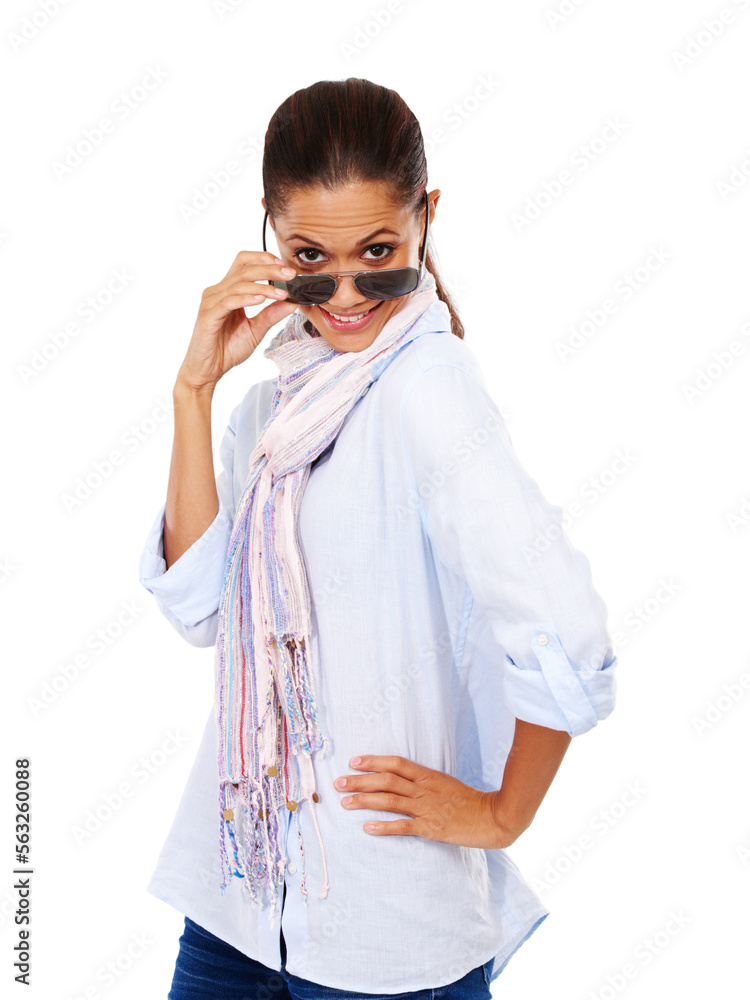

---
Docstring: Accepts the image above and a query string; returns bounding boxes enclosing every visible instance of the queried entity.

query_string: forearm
[163,380,219,570]
[492,718,572,841]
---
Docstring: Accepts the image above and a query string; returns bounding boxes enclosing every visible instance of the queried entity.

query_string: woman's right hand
[176,251,299,393]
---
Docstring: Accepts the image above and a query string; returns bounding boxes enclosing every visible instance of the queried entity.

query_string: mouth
[317,301,384,332]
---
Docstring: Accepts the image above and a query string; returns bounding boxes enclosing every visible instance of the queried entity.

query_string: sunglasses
[261,190,430,306]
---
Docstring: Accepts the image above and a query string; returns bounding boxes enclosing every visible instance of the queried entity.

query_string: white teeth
[325,307,373,322]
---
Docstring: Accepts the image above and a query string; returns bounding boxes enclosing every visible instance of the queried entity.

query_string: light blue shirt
[138,299,617,992]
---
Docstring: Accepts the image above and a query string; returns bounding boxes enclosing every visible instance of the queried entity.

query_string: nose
[323,274,371,310]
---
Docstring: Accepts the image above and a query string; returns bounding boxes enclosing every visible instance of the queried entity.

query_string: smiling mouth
[321,305,377,321]
[317,301,384,330]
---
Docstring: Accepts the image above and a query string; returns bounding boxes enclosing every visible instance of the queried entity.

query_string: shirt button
[287,863,297,874]
[538,634,549,645]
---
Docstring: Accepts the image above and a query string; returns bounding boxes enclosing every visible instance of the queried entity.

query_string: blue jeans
[167,903,495,999]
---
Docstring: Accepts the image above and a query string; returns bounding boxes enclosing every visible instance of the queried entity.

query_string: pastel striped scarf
[214,268,440,921]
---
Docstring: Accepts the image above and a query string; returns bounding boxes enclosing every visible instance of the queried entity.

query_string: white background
[2,0,749,997]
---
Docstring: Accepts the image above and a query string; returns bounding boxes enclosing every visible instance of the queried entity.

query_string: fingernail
[281,267,295,276]
[350,757,361,766]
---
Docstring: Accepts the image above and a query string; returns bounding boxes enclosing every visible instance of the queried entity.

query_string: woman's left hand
[333,754,526,850]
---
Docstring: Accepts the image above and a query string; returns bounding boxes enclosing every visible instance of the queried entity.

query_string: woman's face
[263,180,440,353]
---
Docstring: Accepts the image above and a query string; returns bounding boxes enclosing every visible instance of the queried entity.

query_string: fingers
[347,754,427,781]
[204,260,295,310]
[229,250,295,286]
[340,791,416,816]
[181,252,299,389]
[334,770,417,799]
[229,279,290,305]
[247,297,298,342]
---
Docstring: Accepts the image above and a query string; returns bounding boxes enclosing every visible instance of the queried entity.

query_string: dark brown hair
[262,78,464,340]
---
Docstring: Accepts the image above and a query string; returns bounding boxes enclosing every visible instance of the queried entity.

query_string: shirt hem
[145,879,283,974]
[489,908,549,982]
[148,872,549,993]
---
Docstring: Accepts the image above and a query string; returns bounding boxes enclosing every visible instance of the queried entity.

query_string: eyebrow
[285,228,402,247]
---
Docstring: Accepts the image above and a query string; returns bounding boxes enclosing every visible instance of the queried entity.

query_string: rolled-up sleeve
[137,400,240,648]
[401,362,617,737]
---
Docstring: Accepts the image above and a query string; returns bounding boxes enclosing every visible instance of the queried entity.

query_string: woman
[139,78,618,999]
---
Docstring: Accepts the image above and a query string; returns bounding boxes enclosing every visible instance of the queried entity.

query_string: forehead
[273,181,410,243]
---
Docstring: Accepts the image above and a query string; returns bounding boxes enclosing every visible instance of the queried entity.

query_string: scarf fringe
[217,638,332,920]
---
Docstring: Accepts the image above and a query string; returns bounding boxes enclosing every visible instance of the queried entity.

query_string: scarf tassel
[218,637,331,921]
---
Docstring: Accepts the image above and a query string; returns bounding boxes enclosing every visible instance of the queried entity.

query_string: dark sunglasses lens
[354,267,419,300]
[268,277,336,305]
[269,268,419,305]
[290,276,338,305]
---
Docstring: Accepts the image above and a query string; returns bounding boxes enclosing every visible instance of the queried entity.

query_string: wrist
[173,375,217,402]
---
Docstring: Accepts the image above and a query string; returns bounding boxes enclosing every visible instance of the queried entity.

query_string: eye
[362,243,395,263]
[293,247,326,266]
[291,243,397,269]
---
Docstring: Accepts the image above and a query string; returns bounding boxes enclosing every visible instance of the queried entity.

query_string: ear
[428,188,441,225]
[261,197,275,232]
